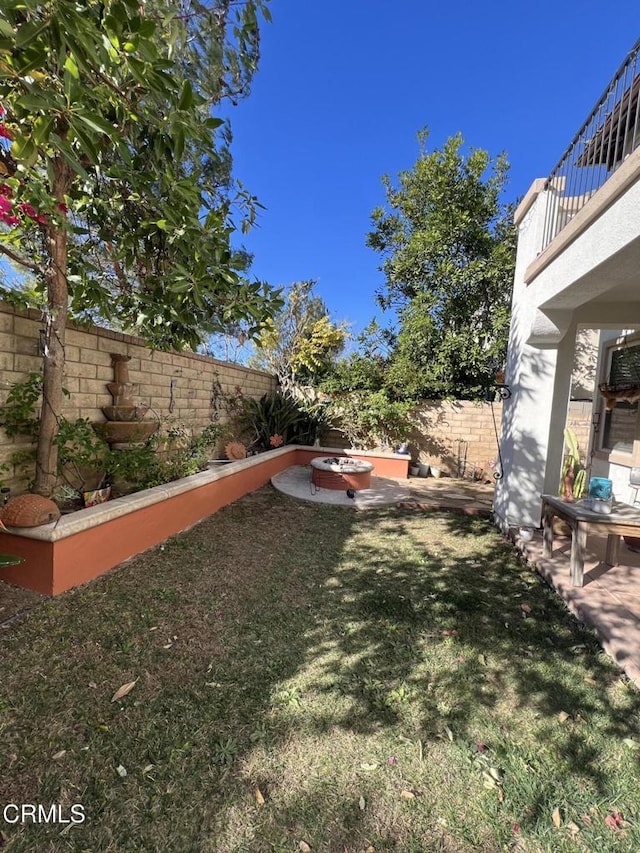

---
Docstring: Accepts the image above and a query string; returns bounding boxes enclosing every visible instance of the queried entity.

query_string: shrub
[241,391,331,450]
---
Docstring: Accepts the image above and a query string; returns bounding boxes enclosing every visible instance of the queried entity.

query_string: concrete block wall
[565,401,593,460]
[327,398,594,481]
[0,303,276,490]
[414,399,593,478]
[410,401,505,478]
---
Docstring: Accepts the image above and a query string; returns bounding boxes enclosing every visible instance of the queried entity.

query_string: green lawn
[1,488,639,852]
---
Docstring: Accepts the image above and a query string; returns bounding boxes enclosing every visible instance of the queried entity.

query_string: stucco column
[494,182,576,530]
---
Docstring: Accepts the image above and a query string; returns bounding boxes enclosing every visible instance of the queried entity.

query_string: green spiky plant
[559,427,587,500]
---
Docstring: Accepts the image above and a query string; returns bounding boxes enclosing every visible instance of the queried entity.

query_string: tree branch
[0,241,43,273]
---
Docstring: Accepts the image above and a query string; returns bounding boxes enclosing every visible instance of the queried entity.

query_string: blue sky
[225,1,638,337]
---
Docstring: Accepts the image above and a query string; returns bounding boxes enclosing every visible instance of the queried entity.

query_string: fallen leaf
[623,737,639,749]
[359,795,366,811]
[387,756,397,766]
[552,807,562,828]
[88,682,97,689]
[360,762,378,771]
[521,603,531,614]
[52,750,66,760]
[163,643,173,649]
[116,764,127,778]
[605,810,625,831]
[255,787,265,806]
[558,711,570,723]
[482,768,503,788]
[443,725,453,741]
[584,676,597,685]
[142,764,154,775]
[567,821,580,836]
[149,626,158,631]
[512,823,520,833]
[400,790,415,800]
[478,653,487,665]
[476,742,488,752]
[442,629,459,637]
[581,813,593,826]
[111,679,138,703]
[298,842,311,852]
[366,847,376,853]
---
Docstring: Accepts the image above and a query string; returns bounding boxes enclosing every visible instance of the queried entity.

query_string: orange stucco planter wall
[0,447,408,597]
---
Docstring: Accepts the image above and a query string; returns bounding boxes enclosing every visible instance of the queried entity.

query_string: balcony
[540,38,640,252]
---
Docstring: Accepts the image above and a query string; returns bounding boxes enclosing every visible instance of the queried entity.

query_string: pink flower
[18,202,37,218]
[0,105,5,116]
[0,196,12,215]
[0,183,12,198]
[57,202,68,214]
[0,125,11,140]
[269,434,284,448]
[0,212,19,226]
[17,202,47,226]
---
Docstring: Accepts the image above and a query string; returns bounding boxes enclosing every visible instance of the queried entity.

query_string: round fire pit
[310,456,374,491]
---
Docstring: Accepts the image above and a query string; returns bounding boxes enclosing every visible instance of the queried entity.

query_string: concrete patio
[519,529,640,688]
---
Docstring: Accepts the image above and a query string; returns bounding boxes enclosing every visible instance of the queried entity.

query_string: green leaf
[15,92,53,112]
[32,115,54,145]
[178,79,193,111]
[50,133,89,180]
[74,110,114,137]
[11,134,37,168]
[0,18,15,38]
[63,54,79,79]
[15,19,49,49]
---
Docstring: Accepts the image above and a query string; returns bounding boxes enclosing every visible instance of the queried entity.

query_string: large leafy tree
[250,280,347,394]
[367,130,517,399]
[0,0,279,496]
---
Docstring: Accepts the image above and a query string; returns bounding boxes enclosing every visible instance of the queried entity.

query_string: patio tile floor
[520,531,640,688]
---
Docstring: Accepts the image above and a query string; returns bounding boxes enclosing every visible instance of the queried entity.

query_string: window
[602,401,638,453]
[600,341,640,455]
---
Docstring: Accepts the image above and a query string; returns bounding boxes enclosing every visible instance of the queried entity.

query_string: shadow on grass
[0,490,639,851]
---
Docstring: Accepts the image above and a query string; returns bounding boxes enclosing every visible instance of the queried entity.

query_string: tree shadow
[1,490,639,851]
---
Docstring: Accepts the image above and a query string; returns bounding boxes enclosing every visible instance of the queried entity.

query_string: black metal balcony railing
[541,38,640,251]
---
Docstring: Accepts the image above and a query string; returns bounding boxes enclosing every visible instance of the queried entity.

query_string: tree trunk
[33,157,72,497]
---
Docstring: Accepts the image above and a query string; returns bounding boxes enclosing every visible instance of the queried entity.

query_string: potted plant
[559,427,586,501]
[553,427,586,536]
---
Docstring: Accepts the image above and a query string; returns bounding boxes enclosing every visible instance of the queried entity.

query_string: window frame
[595,333,640,466]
